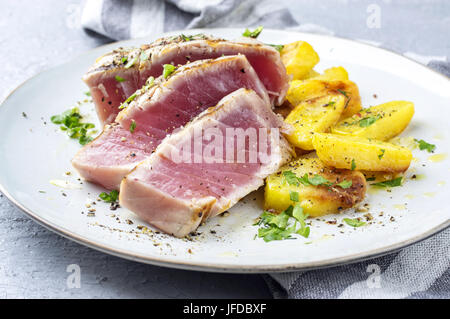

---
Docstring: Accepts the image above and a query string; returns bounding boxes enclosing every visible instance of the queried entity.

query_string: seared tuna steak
[84,34,289,125]
[119,88,294,238]
[73,55,270,190]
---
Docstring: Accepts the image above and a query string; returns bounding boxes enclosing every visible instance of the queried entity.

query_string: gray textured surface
[0,0,448,298]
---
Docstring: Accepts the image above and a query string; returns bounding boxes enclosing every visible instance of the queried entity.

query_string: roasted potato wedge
[286,79,362,119]
[285,94,346,150]
[312,133,412,172]
[265,157,367,216]
[281,41,320,80]
[306,66,349,81]
[332,101,414,140]
[305,69,320,79]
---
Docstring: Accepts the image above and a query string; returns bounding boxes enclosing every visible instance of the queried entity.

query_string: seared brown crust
[281,157,367,210]
[85,34,269,76]
[318,167,367,209]
[86,34,221,74]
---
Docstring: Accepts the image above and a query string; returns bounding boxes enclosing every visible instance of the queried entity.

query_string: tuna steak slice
[84,34,289,125]
[72,55,270,190]
[119,88,294,238]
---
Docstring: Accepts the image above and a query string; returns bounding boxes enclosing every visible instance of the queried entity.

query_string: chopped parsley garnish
[337,89,348,97]
[307,175,331,186]
[84,91,91,97]
[129,120,136,133]
[146,76,155,86]
[343,218,366,227]
[121,56,128,63]
[115,75,126,82]
[99,190,119,203]
[242,26,263,38]
[378,149,385,160]
[414,139,436,153]
[119,93,137,109]
[289,190,299,202]
[282,170,351,189]
[255,204,310,242]
[51,108,96,145]
[163,64,176,79]
[336,180,353,189]
[124,56,137,69]
[371,177,403,188]
[283,171,300,186]
[181,34,193,41]
[359,115,380,127]
[351,159,356,171]
[268,44,284,52]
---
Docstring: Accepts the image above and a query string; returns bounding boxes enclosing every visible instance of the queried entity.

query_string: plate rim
[1,28,449,273]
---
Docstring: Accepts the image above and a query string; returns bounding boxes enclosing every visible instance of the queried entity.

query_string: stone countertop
[0,0,448,298]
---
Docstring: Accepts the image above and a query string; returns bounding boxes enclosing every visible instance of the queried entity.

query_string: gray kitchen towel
[81,0,450,299]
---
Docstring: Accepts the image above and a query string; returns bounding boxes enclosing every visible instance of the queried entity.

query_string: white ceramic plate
[1,29,449,273]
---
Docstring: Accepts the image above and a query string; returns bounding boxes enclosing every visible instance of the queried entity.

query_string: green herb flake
[292,204,310,238]
[124,56,138,69]
[268,44,284,52]
[146,76,155,87]
[99,190,119,203]
[378,149,385,160]
[337,89,348,97]
[115,75,126,82]
[289,191,299,202]
[359,115,380,127]
[371,177,403,188]
[84,91,91,97]
[129,120,136,133]
[283,171,299,186]
[308,175,331,186]
[79,135,93,145]
[121,56,128,64]
[414,139,436,153]
[336,180,353,189]
[242,26,263,38]
[351,159,356,171]
[181,34,193,41]
[163,64,176,79]
[343,218,366,227]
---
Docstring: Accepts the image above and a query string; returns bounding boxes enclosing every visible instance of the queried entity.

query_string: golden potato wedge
[332,101,414,141]
[305,69,320,79]
[306,67,349,81]
[286,79,362,118]
[312,133,412,172]
[285,94,346,150]
[264,157,367,216]
[281,41,320,80]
